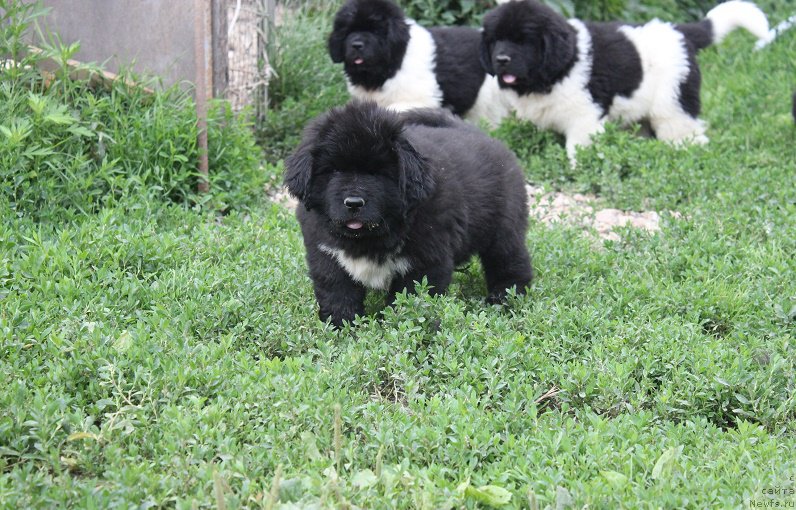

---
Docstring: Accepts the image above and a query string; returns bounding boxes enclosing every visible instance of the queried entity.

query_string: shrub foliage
[0,1,265,220]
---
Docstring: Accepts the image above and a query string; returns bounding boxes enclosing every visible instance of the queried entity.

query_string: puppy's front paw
[487,283,529,306]
[486,290,508,306]
[319,306,363,329]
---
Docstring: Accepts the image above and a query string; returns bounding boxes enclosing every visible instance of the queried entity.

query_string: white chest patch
[347,20,443,112]
[464,75,513,127]
[319,244,412,290]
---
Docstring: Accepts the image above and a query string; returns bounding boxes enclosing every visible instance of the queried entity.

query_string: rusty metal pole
[194,0,212,194]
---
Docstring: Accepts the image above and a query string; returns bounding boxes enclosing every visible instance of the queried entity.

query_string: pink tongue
[346,220,364,230]
[354,58,364,65]
[502,74,517,84]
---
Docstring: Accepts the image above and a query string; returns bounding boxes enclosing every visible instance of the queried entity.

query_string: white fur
[347,21,443,112]
[755,14,796,50]
[464,75,514,127]
[319,244,411,290]
[707,0,769,44]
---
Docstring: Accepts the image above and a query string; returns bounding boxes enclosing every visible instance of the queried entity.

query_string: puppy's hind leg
[650,112,709,146]
[479,237,533,305]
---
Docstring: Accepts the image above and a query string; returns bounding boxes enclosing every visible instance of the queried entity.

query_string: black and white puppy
[328,0,510,126]
[482,0,770,160]
[284,101,533,327]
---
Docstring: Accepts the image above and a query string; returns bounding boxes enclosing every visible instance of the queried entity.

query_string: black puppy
[284,102,533,327]
[328,0,509,126]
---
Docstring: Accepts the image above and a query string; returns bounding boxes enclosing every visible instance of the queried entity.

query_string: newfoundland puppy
[481,0,770,160]
[284,101,533,327]
[328,0,510,126]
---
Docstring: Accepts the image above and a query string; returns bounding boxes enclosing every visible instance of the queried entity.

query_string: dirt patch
[267,182,678,241]
[266,182,299,211]
[526,185,679,241]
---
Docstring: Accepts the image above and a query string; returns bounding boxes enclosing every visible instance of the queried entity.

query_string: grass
[2,1,796,508]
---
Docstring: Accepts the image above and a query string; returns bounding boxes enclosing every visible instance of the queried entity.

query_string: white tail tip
[707,1,770,43]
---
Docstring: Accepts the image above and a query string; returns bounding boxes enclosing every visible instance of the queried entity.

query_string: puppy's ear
[539,21,577,85]
[285,116,327,210]
[328,3,353,63]
[396,136,433,210]
[328,27,347,63]
[284,143,314,207]
[386,16,411,59]
[480,37,495,75]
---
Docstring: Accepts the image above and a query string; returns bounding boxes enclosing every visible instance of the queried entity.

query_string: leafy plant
[0,1,266,220]
[258,3,348,161]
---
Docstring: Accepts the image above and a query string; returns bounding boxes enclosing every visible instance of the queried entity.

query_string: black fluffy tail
[677,0,769,51]
[677,19,714,51]
[399,108,460,129]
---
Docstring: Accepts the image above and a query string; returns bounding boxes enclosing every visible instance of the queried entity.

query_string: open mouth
[501,74,517,85]
[346,219,364,230]
[353,57,364,65]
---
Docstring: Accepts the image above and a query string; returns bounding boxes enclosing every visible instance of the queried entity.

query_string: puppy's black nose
[351,41,364,50]
[496,54,511,64]
[344,196,365,210]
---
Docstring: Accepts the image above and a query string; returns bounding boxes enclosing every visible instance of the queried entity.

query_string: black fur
[328,0,410,90]
[676,19,715,51]
[428,27,487,115]
[678,45,703,118]
[328,0,487,116]
[285,102,533,327]
[674,19,717,117]
[585,22,643,114]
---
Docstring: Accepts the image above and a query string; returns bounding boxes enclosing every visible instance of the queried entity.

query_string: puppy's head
[481,0,578,95]
[284,101,433,240]
[328,0,411,90]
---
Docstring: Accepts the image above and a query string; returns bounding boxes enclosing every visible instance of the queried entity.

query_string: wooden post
[211,0,229,98]
[194,0,212,194]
